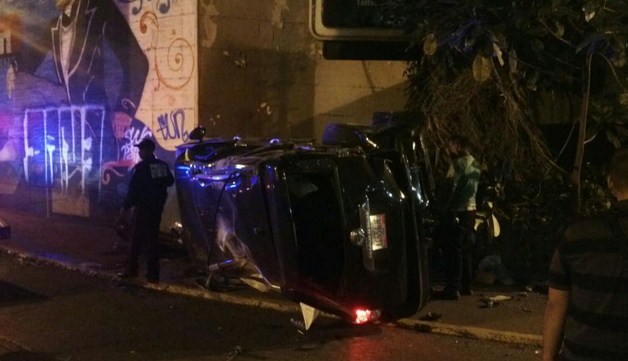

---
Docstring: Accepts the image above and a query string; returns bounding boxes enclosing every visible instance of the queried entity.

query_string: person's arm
[122,165,142,211]
[444,162,459,210]
[542,287,570,361]
[166,164,175,187]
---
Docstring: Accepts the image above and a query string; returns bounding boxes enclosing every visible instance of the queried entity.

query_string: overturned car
[174,113,434,328]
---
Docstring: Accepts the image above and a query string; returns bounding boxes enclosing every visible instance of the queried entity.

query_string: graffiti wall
[0,0,198,219]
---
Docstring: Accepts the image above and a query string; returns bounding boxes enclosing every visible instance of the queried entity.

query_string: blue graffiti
[156,109,188,142]
[118,0,174,15]
[23,105,105,192]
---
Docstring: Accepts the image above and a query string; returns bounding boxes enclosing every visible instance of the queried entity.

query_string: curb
[396,318,542,346]
[0,246,543,346]
[0,246,303,315]
[139,281,304,315]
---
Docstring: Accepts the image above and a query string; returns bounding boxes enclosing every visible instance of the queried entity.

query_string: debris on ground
[291,318,306,334]
[226,345,243,361]
[419,312,443,321]
[480,294,513,308]
[520,305,534,313]
[485,295,513,302]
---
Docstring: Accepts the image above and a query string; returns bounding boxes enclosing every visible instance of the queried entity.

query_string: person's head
[609,148,628,200]
[447,135,472,157]
[135,139,155,160]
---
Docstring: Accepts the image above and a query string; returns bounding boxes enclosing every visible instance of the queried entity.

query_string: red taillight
[353,308,381,324]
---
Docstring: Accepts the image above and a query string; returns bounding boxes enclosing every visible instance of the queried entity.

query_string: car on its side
[174,112,435,328]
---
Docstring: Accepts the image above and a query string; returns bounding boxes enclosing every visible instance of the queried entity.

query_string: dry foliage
[408,62,557,181]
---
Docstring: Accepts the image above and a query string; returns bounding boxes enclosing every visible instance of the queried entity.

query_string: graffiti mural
[118,0,176,15]
[14,0,150,216]
[23,105,105,216]
[0,0,198,219]
[0,12,21,197]
[156,109,189,143]
[131,2,197,152]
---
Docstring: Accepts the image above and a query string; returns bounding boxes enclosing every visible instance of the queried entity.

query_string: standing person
[118,139,174,283]
[433,135,481,300]
[542,149,628,361]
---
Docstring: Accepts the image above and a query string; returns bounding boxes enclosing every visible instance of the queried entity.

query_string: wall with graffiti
[1,0,408,226]
[0,0,197,221]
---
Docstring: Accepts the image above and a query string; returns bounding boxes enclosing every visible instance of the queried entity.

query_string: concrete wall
[198,0,407,141]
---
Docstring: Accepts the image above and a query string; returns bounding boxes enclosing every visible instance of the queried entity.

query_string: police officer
[118,139,174,283]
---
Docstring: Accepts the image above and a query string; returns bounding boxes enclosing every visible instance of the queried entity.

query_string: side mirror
[189,126,206,142]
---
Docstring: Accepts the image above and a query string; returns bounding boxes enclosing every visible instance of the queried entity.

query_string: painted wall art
[0,0,198,218]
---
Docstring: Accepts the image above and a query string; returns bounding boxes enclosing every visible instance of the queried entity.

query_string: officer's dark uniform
[122,139,174,282]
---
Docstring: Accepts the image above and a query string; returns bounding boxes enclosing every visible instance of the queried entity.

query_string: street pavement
[0,206,546,348]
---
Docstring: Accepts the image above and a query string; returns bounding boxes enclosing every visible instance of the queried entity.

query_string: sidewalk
[0,207,546,346]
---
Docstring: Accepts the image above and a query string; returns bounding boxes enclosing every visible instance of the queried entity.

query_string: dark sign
[322,0,389,28]
[323,41,420,60]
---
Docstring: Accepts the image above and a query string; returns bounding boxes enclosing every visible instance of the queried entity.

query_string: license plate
[369,214,388,251]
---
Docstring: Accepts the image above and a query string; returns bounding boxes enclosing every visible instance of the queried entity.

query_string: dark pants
[442,211,476,292]
[129,207,163,279]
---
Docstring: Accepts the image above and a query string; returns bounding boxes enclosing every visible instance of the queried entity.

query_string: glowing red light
[353,308,380,324]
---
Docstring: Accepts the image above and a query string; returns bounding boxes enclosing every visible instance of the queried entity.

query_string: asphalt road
[0,253,541,361]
